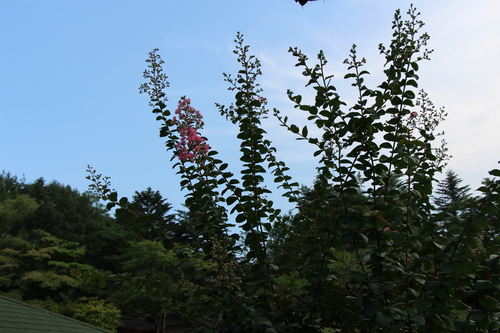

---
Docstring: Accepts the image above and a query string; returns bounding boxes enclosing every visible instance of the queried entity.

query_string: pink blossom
[383,227,398,233]
[410,111,418,118]
[173,97,210,162]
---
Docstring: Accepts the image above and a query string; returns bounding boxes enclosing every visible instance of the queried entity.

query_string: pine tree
[434,170,472,235]
[117,187,175,241]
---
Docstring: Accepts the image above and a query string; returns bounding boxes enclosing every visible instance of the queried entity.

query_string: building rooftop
[0,296,111,333]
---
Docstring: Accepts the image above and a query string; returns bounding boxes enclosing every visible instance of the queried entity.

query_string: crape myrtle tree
[87,6,500,332]
[480,177,500,248]
[266,180,367,275]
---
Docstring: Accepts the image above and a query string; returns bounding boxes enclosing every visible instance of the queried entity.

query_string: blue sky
[1,0,499,212]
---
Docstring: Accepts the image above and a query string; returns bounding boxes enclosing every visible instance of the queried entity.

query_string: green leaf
[476,280,493,291]
[376,94,384,107]
[269,264,279,271]
[391,96,402,106]
[250,99,261,107]
[489,321,500,331]
[412,315,425,326]
[226,196,238,205]
[469,310,487,322]
[403,90,415,99]
[479,295,499,310]
[107,192,118,202]
[488,169,500,177]
[376,311,392,327]
[409,239,422,251]
[235,213,246,223]
[119,196,129,206]
[403,99,414,106]
[440,262,455,274]
[407,79,418,87]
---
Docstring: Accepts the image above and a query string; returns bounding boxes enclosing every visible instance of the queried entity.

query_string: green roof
[0,296,111,333]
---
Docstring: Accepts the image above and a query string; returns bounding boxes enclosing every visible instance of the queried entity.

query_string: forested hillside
[0,171,204,332]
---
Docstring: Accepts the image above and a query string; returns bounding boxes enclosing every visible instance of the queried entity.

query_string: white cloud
[414,0,500,189]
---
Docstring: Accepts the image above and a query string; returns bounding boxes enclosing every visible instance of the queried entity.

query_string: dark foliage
[295,0,317,6]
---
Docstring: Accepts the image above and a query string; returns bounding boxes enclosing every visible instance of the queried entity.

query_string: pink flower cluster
[172,98,210,162]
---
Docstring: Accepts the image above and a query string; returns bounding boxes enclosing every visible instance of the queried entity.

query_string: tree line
[0,171,204,331]
[1,167,498,332]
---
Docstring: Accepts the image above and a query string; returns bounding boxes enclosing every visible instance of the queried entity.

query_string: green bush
[70,298,121,332]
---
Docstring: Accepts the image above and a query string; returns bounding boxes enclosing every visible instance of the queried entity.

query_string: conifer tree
[434,169,473,235]
[435,170,471,215]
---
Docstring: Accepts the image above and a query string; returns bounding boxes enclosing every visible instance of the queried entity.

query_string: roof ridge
[0,296,113,333]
